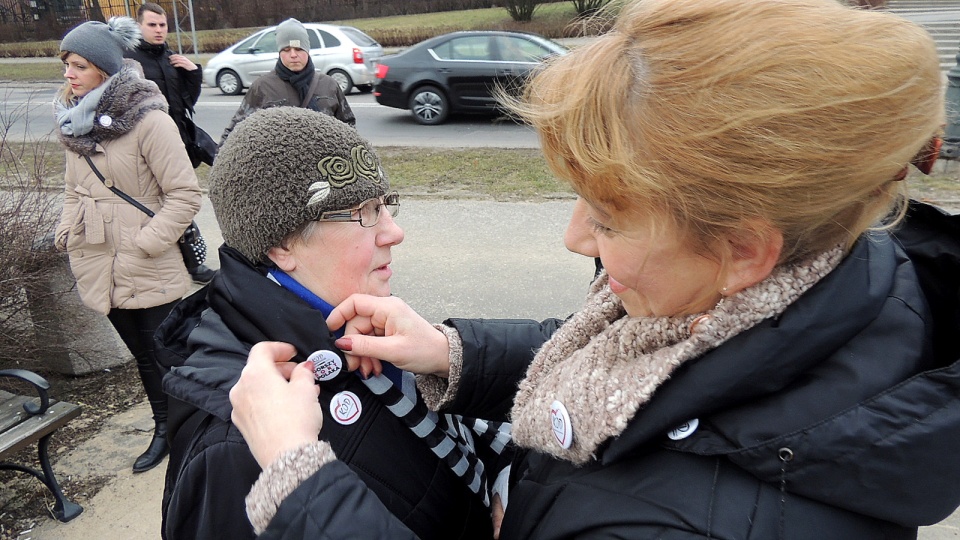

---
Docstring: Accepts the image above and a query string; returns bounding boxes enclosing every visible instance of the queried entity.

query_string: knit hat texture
[276,18,310,51]
[60,17,140,75]
[209,107,388,263]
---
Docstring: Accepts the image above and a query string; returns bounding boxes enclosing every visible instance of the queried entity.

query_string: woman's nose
[377,212,404,246]
[564,198,599,258]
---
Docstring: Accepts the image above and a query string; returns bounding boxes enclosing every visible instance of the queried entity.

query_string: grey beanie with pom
[209,107,388,263]
[275,18,310,51]
[60,17,140,75]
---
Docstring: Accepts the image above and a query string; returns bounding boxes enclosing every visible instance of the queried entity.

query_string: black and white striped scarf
[361,369,511,506]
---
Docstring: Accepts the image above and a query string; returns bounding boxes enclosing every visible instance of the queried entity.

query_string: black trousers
[107,300,179,423]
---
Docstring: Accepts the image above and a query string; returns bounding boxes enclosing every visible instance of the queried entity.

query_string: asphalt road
[0,81,540,148]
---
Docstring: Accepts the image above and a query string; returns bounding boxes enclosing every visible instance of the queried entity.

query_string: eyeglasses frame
[315,191,400,228]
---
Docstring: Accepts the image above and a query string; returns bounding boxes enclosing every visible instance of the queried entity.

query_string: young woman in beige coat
[54,17,202,473]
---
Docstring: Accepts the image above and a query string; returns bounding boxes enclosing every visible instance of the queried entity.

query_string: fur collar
[510,247,844,465]
[57,59,168,157]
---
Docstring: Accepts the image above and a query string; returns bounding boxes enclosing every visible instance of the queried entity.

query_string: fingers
[491,494,505,540]
[289,361,321,397]
[249,341,297,367]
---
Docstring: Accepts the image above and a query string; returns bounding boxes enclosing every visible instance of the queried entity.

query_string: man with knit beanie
[157,107,508,539]
[219,18,355,145]
[125,2,216,284]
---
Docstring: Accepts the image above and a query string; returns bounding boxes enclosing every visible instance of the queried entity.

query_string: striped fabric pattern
[361,370,511,507]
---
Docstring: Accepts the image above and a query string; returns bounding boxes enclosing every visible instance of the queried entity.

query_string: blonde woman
[54,17,202,474]
[230,0,960,538]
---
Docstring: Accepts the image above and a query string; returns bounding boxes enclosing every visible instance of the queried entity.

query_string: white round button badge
[330,391,362,426]
[98,114,112,127]
[667,418,700,441]
[309,349,342,381]
[550,400,573,449]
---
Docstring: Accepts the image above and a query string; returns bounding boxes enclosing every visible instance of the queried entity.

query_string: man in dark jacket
[125,2,215,284]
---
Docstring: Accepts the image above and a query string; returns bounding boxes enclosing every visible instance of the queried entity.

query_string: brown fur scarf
[510,247,844,464]
[56,59,167,157]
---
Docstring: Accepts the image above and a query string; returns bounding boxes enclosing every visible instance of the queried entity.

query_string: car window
[307,29,322,50]
[235,33,261,53]
[495,35,554,62]
[318,29,342,48]
[340,27,378,47]
[433,36,494,61]
[255,30,277,53]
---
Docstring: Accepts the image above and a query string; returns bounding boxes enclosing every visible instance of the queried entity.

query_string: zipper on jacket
[778,447,794,540]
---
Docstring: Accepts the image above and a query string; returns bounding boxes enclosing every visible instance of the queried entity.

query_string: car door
[430,35,501,111]
[311,28,339,73]
[491,35,557,97]
[234,30,279,84]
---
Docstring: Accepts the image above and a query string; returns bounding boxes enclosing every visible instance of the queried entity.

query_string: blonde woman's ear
[722,220,783,295]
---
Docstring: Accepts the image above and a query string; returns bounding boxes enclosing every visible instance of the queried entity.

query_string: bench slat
[0,400,82,457]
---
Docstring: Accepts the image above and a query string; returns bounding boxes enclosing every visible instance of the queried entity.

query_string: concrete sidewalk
[21,194,960,539]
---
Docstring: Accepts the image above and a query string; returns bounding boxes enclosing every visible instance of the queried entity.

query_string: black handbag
[184,116,218,168]
[84,156,207,270]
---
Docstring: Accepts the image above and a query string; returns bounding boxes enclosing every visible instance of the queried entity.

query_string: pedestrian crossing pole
[942,49,960,159]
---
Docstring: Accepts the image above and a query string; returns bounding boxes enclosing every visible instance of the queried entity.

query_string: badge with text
[309,349,342,381]
[550,400,573,449]
[330,390,362,426]
[667,418,699,441]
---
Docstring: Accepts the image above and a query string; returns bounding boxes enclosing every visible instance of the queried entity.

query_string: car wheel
[409,86,449,125]
[217,70,242,95]
[356,84,374,94]
[328,70,353,95]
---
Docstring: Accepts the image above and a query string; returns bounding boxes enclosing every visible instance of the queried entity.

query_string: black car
[373,31,568,125]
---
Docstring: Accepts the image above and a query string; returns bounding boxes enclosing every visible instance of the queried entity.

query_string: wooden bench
[0,368,83,522]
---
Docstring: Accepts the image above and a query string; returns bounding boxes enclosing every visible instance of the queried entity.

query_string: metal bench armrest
[0,369,51,415]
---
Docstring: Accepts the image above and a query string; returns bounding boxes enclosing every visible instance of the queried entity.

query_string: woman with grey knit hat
[54,16,202,474]
[155,107,510,540]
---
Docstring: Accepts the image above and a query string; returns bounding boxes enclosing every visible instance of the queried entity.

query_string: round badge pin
[330,391,362,426]
[667,418,699,441]
[98,114,112,127]
[308,349,342,381]
[549,400,573,449]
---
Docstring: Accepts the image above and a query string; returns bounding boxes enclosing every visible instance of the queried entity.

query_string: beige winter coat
[55,64,201,315]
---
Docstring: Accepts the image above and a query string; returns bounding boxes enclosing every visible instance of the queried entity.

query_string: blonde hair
[510,0,943,266]
[57,50,109,104]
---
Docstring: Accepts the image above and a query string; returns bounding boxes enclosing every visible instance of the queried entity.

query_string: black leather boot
[133,421,169,473]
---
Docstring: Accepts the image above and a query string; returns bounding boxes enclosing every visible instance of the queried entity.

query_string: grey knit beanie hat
[275,18,310,51]
[59,17,140,75]
[209,107,389,263]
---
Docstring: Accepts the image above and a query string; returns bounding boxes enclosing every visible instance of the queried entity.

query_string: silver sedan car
[202,23,383,95]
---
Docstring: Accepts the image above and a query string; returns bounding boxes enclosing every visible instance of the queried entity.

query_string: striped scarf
[361,368,513,506]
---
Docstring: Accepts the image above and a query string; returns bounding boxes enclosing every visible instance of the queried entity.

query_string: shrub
[570,0,610,18]
[503,0,541,22]
[0,90,65,369]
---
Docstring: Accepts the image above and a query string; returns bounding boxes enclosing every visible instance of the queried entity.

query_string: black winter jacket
[125,40,202,149]
[156,246,493,540]
[254,201,960,539]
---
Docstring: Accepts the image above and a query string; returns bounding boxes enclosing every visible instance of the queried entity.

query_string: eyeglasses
[316,192,400,227]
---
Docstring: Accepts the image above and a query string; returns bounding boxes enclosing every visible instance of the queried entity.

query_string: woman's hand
[326,294,451,379]
[229,342,323,469]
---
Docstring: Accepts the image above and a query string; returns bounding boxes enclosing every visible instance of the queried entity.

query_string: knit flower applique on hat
[308,144,385,206]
